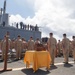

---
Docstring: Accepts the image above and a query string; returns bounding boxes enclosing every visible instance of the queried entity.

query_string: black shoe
[63,62,65,63]
[58,55,61,57]
[65,62,68,64]
[7,59,12,63]
[0,59,3,62]
[51,64,54,66]
[63,62,68,64]
[14,59,19,61]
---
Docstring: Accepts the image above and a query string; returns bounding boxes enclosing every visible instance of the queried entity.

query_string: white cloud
[9,0,75,40]
[9,14,25,23]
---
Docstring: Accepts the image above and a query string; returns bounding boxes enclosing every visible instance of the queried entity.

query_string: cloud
[9,14,25,23]
[9,0,75,40]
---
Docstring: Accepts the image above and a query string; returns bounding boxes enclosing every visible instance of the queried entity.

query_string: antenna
[0,8,2,15]
[3,0,6,14]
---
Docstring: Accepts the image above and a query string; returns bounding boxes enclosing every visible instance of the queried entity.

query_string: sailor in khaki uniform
[15,35,22,60]
[62,34,70,64]
[47,33,57,65]
[27,37,35,50]
[69,41,72,57]
[10,39,16,50]
[22,38,28,53]
[72,36,75,61]
[1,35,11,60]
[34,38,40,50]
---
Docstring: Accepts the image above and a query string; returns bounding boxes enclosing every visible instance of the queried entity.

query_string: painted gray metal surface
[0,26,41,41]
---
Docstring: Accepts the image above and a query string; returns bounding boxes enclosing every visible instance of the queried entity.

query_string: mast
[0,8,3,15]
[0,0,7,26]
[3,0,6,14]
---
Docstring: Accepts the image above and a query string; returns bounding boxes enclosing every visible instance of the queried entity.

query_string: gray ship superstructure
[0,0,41,41]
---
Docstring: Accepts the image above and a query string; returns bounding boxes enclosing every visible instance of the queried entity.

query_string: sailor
[10,38,16,53]
[1,35,11,60]
[62,33,70,64]
[27,37,35,50]
[16,23,18,29]
[34,38,40,50]
[71,36,75,61]
[47,33,57,65]
[15,35,22,60]
[20,22,23,29]
[21,38,28,53]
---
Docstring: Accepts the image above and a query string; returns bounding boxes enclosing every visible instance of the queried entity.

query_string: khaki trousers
[63,49,69,62]
[73,49,75,60]
[16,48,22,59]
[49,48,56,64]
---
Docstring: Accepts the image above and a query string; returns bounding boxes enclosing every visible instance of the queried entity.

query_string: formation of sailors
[0,35,41,61]
[47,33,75,65]
[0,32,75,65]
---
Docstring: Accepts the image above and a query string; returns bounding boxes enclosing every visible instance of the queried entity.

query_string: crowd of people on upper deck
[1,21,39,31]
[16,22,39,31]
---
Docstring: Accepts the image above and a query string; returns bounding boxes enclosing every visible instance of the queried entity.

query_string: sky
[0,0,75,40]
